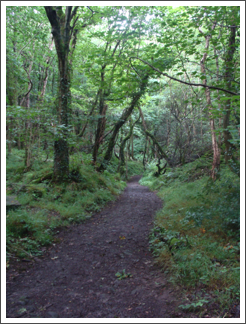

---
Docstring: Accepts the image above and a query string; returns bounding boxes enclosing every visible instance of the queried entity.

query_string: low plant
[179,299,210,312]
[115,269,132,280]
[143,158,240,316]
[6,149,127,261]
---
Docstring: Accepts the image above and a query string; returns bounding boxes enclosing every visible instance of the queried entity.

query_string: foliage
[115,269,133,280]
[6,148,126,259]
[142,157,240,315]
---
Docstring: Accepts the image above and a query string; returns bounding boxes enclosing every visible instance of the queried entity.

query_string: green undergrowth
[140,157,240,317]
[96,154,144,179]
[126,160,144,178]
[6,149,128,260]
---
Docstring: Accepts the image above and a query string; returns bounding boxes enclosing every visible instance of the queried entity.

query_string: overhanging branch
[130,57,239,96]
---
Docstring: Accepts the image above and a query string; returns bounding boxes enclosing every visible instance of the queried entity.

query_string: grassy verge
[6,150,144,262]
[140,157,240,317]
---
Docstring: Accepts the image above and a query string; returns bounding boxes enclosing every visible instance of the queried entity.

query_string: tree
[5,6,240,181]
[98,73,150,172]
[118,114,140,178]
[198,20,221,179]
[44,6,80,182]
[129,6,240,178]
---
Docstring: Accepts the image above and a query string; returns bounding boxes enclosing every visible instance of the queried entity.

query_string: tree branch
[130,57,239,96]
[20,80,33,106]
[71,6,79,20]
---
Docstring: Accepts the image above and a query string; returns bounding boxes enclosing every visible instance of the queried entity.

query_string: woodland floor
[6,176,194,318]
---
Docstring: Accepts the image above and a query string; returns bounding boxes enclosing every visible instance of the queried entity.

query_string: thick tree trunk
[53,58,71,182]
[45,6,79,182]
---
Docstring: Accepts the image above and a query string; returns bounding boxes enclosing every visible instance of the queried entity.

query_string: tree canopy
[4,5,241,179]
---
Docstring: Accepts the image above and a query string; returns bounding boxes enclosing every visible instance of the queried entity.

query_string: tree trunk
[118,116,139,177]
[199,23,220,180]
[142,137,147,170]
[98,75,149,172]
[6,122,12,156]
[53,55,71,182]
[200,106,204,146]
[21,48,34,169]
[223,25,237,163]
[39,36,54,101]
[78,90,100,138]
[45,6,79,182]
[93,97,108,164]
[214,46,222,151]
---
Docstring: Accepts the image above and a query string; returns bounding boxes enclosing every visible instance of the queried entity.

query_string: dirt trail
[6,175,184,318]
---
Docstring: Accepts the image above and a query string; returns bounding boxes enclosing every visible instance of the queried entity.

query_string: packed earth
[6,176,188,318]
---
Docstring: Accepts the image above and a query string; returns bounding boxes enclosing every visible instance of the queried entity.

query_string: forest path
[6,175,184,318]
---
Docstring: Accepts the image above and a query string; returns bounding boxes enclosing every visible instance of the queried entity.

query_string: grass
[140,157,240,317]
[6,149,128,260]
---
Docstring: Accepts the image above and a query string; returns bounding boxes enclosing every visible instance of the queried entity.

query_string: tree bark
[223,25,237,163]
[93,93,108,164]
[20,45,35,169]
[39,36,54,101]
[98,75,149,172]
[199,23,220,180]
[45,6,79,182]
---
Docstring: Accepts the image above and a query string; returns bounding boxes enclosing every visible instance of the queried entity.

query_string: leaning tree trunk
[98,75,149,172]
